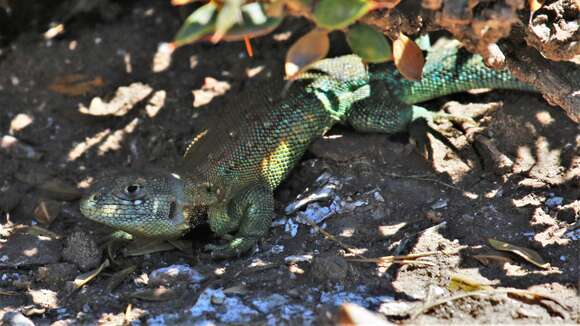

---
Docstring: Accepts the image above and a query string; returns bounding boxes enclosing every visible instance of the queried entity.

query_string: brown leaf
[33,199,61,225]
[38,178,81,201]
[374,0,401,9]
[285,28,329,79]
[48,74,104,96]
[130,286,182,301]
[338,303,392,325]
[488,238,550,269]
[171,0,197,6]
[73,259,110,289]
[393,32,425,81]
[472,254,512,266]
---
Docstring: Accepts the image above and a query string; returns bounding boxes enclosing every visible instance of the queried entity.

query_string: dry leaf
[33,199,61,225]
[529,0,542,13]
[374,0,401,9]
[448,274,494,292]
[130,286,182,301]
[73,259,110,289]
[472,254,512,266]
[48,74,104,96]
[285,28,329,78]
[171,0,197,6]
[393,32,425,81]
[105,265,136,293]
[488,238,550,269]
[338,303,392,325]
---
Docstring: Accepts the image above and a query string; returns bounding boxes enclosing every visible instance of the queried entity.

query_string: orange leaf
[171,0,198,6]
[373,0,401,9]
[393,32,425,81]
[285,28,329,79]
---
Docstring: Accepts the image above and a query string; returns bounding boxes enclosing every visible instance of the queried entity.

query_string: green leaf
[346,23,392,63]
[212,0,243,43]
[314,0,373,30]
[174,2,217,47]
[242,2,268,25]
[220,2,283,41]
[222,16,283,42]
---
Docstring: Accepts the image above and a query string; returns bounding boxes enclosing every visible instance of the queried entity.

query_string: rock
[2,311,34,326]
[310,254,349,283]
[0,189,23,213]
[36,263,78,287]
[0,135,42,160]
[251,294,288,314]
[545,196,564,208]
[0,233,62,267]
[148,264,205,287]
[62,230,102,271]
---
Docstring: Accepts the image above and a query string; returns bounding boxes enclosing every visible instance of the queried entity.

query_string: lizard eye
[118,183,145,200]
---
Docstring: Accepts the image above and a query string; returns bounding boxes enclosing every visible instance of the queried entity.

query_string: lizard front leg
[206,183,274,258]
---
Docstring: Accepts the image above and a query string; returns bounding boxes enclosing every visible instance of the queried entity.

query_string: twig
[383,173,463,192]
[410,288,571,320]
[302,217,367,259]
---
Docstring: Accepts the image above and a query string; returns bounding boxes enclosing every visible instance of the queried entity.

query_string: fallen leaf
[448,274,494,292]
[48,74,104,96]
[472,254,512,266]
[285,28,329,78]
[338,303,392,325]
[488,238,550,269]
[122,240,176,257]
[393,32,425,80]
[171,0,197,6]
[130,286,182,301]
[33,199,61,225]
[73,259,110,289]
[37,178,81,201]
[374,0,401,9]
[105,265,136,293]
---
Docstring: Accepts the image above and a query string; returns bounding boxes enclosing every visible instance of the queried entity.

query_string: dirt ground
[0,1,578,325]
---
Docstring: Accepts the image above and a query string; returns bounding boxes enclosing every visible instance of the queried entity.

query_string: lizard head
[80,172,195,239]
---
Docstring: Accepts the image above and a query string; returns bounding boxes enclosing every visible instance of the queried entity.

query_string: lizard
[80,40,536,258]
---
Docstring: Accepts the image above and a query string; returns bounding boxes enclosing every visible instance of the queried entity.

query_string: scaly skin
[80,42,534,258]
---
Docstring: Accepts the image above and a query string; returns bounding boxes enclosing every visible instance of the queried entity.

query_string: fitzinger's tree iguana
[80,41,535,258]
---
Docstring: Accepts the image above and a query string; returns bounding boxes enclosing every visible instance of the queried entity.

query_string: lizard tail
[376,43,536,105]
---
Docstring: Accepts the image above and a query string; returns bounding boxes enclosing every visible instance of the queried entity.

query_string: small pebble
[545,197,564,208]
[431,198,448,210]
[270,245,284,254]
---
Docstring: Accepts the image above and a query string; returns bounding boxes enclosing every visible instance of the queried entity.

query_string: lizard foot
[203,237,257,259]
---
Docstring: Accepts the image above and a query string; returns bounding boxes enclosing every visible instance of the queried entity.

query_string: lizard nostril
[90,192,101,202]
